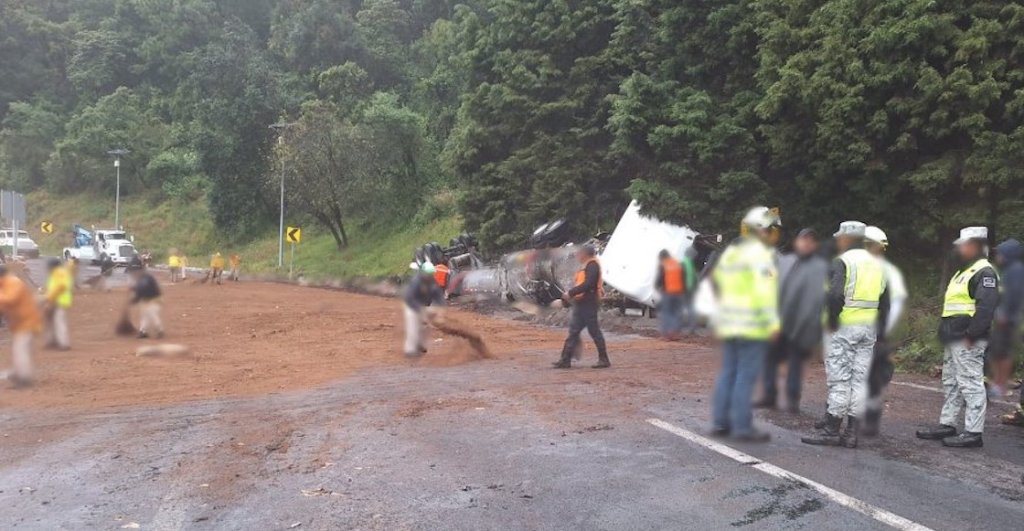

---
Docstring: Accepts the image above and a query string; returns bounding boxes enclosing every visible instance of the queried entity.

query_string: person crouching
[403,263,445,357]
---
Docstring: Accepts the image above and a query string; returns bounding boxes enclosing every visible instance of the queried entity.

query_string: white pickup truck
[63,226,138,265]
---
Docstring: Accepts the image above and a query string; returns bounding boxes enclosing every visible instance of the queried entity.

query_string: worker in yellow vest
[803,221,888,448]
[917,226,999,448]
[553,245,609,369]
[710,206,781,442]
[210,253,225,285]
[168,250,182,283]
[44,258,72,351]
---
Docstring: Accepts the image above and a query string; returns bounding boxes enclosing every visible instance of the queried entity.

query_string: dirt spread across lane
[0,279,634,411]
[2,276,1024,529]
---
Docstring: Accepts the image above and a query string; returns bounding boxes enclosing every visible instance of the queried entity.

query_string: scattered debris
[301,487,339,497]
[136,344,191,358]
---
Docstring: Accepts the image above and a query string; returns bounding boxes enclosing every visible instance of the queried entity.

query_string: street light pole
[107,148,130,229]
[269,123,295,268]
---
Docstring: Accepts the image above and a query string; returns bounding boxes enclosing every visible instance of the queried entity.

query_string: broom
[115,304,137,336]
[425,310,493,359]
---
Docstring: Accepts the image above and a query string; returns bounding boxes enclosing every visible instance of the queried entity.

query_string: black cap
[796,228,818,239]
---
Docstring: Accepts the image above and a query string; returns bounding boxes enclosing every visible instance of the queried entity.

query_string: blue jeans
[712,339,769,436]
[658,294,684,336]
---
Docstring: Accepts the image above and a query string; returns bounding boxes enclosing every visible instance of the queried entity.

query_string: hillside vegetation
[28,191,460,278]
[4,1,1024,258]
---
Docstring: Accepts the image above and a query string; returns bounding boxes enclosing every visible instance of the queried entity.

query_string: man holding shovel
[403,263,446,357]
[125,258,163,339]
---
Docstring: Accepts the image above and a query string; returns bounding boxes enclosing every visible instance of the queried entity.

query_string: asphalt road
[1,263,1023,530]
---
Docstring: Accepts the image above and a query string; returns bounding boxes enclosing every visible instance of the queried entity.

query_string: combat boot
[813,412,829,430]
[915,424,957,440]
[840,416,859,448]
[861,408,881,437]
[942,432,983,448]
[591,349,610,369]
[801,414,842,446]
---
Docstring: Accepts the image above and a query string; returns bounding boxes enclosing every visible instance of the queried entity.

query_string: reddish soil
[0,280,595,411]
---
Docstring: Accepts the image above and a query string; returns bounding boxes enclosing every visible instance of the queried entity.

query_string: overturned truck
[430,201,720,313]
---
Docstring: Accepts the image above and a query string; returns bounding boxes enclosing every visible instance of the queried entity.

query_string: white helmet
[741,206,782,230]
[865,226,888,247]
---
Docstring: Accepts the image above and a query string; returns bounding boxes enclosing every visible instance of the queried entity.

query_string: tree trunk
[331,204,349,248]
[315,212,346,250]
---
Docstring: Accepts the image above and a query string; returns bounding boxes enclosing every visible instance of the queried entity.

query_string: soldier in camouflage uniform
[802,221,889,449]
[917,227,999,448]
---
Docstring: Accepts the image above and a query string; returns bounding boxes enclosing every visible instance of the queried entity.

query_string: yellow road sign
[286,226,302,244]
[40,221,54,234]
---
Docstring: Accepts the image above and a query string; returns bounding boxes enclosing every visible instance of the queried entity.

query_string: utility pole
[269,122,295,268]
[107,149,130,229]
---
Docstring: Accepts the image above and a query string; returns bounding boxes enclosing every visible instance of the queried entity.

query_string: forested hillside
[3,0,1024,256]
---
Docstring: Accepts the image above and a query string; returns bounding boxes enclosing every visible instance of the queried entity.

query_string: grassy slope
[27,191,462,278]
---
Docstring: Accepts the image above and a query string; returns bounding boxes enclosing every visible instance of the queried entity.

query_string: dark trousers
[761,336,807,406]
[559,301,608,363]
[866,341,895,413]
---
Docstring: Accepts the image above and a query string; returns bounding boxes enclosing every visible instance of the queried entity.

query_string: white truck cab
[64,226,138,265]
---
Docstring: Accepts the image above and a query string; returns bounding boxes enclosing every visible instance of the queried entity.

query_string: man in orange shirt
[0,265,42,387]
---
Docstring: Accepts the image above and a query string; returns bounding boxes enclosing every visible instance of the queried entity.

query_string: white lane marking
[891,381,1014,406]
[647,418,934,531]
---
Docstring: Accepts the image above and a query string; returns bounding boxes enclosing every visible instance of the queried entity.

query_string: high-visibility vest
[168,255,181,268]
[712,237,779,340]
[434,264,450,288]
[838,248,886,326]
[942,258,994,317]
[47,266,73,309]
[661,258,685,295]
[573,258,604,301]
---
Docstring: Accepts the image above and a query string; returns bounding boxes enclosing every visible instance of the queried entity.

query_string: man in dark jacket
[991,239,1024,401]
[403,263,445,357]
[756,228,827,413]
[554,245,609,369]
[128,258,163,339]
[917,227,999,448]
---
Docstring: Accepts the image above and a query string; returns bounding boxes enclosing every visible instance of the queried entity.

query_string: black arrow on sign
[288,227,300,241]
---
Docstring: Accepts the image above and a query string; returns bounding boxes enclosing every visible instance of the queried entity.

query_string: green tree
[0,100,66,190]
[46,87,165,193]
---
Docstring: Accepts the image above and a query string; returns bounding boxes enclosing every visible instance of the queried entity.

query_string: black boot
[592,349,610,369]
[552,349,572,369]
[862,408,881,437]
[841,416,859,448]
[813,411,830,430]
[942,432,983,448]
[915,424,957,440]
[802,414,843,446]
[552,358,571,369]
[753,396,778,410]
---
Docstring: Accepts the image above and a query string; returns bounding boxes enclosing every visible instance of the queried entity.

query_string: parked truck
[63,225,138,265]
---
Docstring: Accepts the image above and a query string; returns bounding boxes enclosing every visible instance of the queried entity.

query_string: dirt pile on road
[0,281,564,411]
